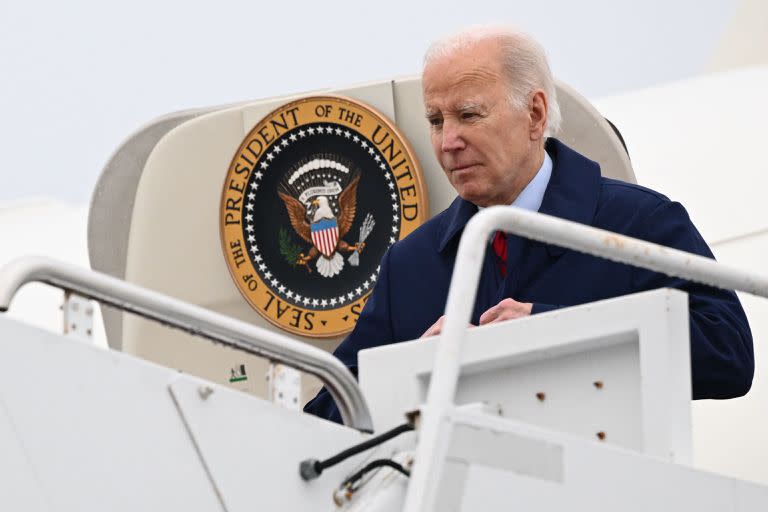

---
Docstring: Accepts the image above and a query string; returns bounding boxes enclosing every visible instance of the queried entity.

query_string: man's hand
[421,315,446,338]
[479,298,532,325]
[421,298,531,338]
[421,316,475,337]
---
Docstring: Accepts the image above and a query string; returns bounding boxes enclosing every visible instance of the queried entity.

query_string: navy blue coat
[305,139,754,424]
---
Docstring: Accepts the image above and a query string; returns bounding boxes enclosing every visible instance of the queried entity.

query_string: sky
[0,0,736,204]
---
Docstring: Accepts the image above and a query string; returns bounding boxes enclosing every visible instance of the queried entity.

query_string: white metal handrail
[404,205,768,512]
[0,256,373,433]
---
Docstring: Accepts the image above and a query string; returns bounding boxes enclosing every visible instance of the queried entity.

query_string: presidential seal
[220,96,427,337]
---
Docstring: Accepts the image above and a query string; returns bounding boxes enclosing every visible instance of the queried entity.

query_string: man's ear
[529,90,547,141]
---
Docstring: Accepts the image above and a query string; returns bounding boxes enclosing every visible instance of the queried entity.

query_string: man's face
[422,40,543,207]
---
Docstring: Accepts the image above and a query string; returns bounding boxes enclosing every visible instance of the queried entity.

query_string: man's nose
[441,120,466,152]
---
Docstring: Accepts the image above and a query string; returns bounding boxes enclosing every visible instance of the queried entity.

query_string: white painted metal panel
[444,412,768,512]
[168,374,371,511]
[0,396,50,512]
[359,289,692,462]
[0,316,223,511]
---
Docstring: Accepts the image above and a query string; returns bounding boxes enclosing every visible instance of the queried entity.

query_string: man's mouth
[451,163,478,173]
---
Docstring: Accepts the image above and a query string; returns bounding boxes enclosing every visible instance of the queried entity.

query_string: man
[305,27,753,424]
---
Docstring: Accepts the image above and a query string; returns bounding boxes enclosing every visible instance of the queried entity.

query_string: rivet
[596,431,606,441]
[536,392,546,402]
[593,381,604,389]
[198,386,214,400]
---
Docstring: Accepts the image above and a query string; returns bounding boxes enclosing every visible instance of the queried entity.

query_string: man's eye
[428,117,443,127]
[461,112,479,120]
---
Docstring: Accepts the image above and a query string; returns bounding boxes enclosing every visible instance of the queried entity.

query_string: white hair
[424,25,562,137]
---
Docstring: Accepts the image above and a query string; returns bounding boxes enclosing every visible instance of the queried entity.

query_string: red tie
[492,231,508,277]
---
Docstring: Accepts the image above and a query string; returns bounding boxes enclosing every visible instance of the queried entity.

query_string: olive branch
[279,228,303,266]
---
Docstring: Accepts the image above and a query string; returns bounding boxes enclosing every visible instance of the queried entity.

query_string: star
[271,279,279,286]
[266,153,275,161]
[248,234,256,243]
[273,146,281,154]
[384,172,392,180]
[281,139,289,147]
[379,163,386,170]
[338,295,346,304]
[278,285,286,293]
[391,225,398,233]
[391,193,397,200]
[246,224,254,232]
[370,273,377,281]
[368,148,375,155]
[303,297,310,305]
[316,126,324,134]
[330,298,337,305]
[252,244,259,252]
[264,271,272,279]
[248,192,255,201]
[246,203,254,211]
[390,236,396,244]
[353,135,359,142]
[254,254,262,261]
[295,294,302,302]
[393,215,398,221]
[321,299,328,306]
[312,298,319,306]
[254,171,263,179]
[361,141,368,148]
[298,129,306,137]
[391,204,398,211]
[287,291,294,298]
[245,214,253,222]
[388,182,395,190]
[335,128,342,135]
[355,287,362,294]
[374,155,381,162]
[307,127,315,135]
[259,263,267,271]
[259,161,268,169]
[289,133,297,141]
[347,292,355,300]
[363,281,370,288]
[344,130,351,138]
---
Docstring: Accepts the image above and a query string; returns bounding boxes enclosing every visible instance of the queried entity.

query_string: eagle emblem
[278,156,372,278]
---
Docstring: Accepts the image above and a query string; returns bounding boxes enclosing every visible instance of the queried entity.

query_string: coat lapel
[536,139,602,257]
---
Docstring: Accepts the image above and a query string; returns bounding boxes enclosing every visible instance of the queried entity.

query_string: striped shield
[311,218,339,258]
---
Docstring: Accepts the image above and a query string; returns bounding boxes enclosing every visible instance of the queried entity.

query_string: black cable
[341,458,410,490]
[299,422,414,481]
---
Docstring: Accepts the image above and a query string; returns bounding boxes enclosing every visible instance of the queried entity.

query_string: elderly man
[305,27,753,423]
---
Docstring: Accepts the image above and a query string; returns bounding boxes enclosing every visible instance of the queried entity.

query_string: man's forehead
[423,66,503,112]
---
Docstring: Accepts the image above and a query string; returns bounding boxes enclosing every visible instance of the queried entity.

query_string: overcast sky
[0,0,736,204]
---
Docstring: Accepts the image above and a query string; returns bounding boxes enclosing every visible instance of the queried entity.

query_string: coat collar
[437,138,602,254]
